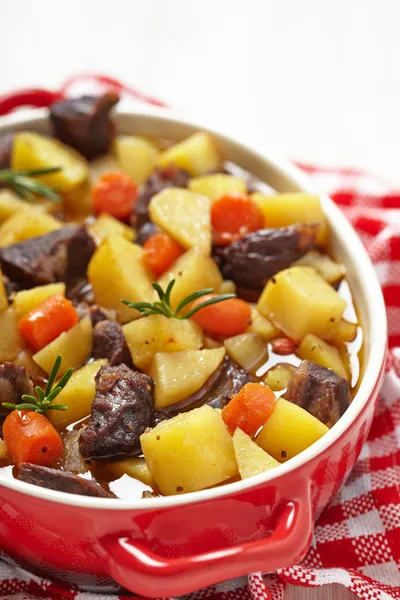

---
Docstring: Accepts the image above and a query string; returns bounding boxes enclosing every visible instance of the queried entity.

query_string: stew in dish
[0,94,362,499]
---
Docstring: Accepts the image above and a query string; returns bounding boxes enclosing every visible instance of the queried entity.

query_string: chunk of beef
[79,364,153,460]
[50,93,119,160]
[135,222,159,246]
[132,165,190,229]
[213,224,317,290]
[0,362,34,417]
[17,463,113,498]
[0,225,95,287]
[0,133,13,169]
[93,320,132,367]
[285,360,351,427]
[155,356,252,422]
[89,304,116,326]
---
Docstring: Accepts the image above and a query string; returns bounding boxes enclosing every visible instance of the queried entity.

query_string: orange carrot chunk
[222,382,276,435]
[92,171,138,220]
[211,193,264,245]
[18,294,79,352]
[3,410,63,467]
[143,232,184,276]
[191,294,251,336]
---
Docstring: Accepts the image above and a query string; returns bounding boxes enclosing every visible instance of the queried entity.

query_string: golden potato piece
[49,359,107,430]
[33,317,92,375]
[247,305,279,341]
[252,192,328,245]
[149,188,211,255]
[265,364,295,391]
[224,333,268,375]
[256,398,329,462]
[0,190,28,223]
[188,174,246,201]
[0,208,62,246]
[293,250,345,284]
[123,314,202,370]
[13,283,66,319]
[157,132,221,176]
[0,269,8,312]
[158,247,222,310]
[0,308,23,362]
[12,132,88,192]
[141,405,237,495]
[113,135,159,185]
[257,266,346,340]
[329,319,358,345]
[89,214,136,244]
[298,334,348,379]
[88,236,156,323]
[149,347,226,408]
[233,428,279,479]
[105,457,155,487]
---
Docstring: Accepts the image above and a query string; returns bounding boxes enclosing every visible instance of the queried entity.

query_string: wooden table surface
[286,585,355,599]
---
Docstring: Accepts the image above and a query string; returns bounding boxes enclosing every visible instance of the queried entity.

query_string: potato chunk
[113,135,159,184]
[33,316,92,375]
[123,314,202,370]
[233,428,279,479]
[293,250,345,284]
[157,132,221,176]
[149,188,211,255]
[89,214,136,244]
[141,405,237,494]
[104,457,154,487]
[0,190,27,223]
[49,359,107,429]
[329,319,358,344]
[158,247,222,309]
[12,132,88,192]
[247,305,279,341]
[298,334,348,379]
[13,283,66,319]
[150,347,226,408]
[252,192,328,245]
[0,208,62,246]
[256,398,329,462]
[224,333,268,375]
[265,364,295,391]
[0,308,23,362]
[257,266,346,340]
[0,269,8,312]
[188,174,246,201]
[88,236,156,323]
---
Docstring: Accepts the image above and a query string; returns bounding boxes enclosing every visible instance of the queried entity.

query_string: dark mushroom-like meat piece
[213,224,318,290]
[79,364,154,461]
[285,360,352,428]
[92,320,133,367]
[17,463,113,497]
[50,93,119,160]
[0,362,34,418]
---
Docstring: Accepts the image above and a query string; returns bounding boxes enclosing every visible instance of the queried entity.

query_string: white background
[0,1,394,597]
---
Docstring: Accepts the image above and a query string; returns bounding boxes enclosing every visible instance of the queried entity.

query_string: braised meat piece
[93,321,132,367]
[0,225,95,287]
[0,362,34,417]
[79,364,153,460]
[89,304,116,326]
[50,93,119,160]
[17,463,113,498]
[0,133,13,169]
[285,360,351,427]
[155,356,252,422]
[135,222,159,246]
[213,224,317,290]
[132,165,190,229]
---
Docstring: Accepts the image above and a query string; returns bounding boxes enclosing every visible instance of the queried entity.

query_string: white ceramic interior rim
[0,104,387,510]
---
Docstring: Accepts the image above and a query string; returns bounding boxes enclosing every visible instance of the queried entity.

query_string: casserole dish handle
[97,484,313,598]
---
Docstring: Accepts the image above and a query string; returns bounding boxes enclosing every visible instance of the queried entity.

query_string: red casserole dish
[0,105,387,597]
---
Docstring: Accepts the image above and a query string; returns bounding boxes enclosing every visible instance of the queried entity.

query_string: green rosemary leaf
[0,167,62,203]
[45,355,62,396]
[46,404,68,411]
[11,181,36,202]
[152,282,165,301]
[21,394,38,404]
[45,386,63,404]
[175,288,214,315]
[163,278,175,308]
[14,403,40,411]
[1,403,16,410]
[35,386,45,402]
[56,367,74,391]
[181,294,236,319]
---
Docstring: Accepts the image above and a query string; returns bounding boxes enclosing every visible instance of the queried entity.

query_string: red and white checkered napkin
[0,164,399,600]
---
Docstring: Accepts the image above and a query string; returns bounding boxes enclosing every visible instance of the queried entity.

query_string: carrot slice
[18,294,78,352]
[190,294,251,336]
[211,193,264,245]
[143,232,184,276]
[3,410,63,467]
[92,171,138,220]
[222,382,276,435]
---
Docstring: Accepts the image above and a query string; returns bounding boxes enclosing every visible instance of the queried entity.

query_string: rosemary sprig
[122,279,235,319]
[0,166,62,203]
[2,355,71,414]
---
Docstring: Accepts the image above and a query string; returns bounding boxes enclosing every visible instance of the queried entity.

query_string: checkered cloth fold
[0,161,399,599]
